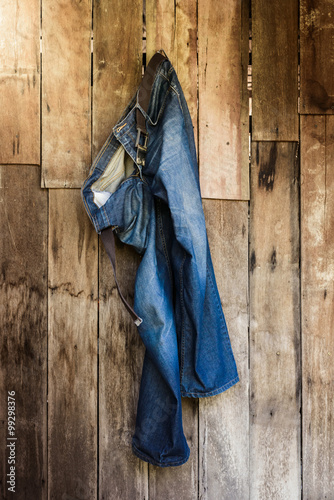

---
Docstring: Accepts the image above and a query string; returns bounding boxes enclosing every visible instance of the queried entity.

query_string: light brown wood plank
[0,166,47,498]
[48,190,98,499]
[41,0,92,187]
[198,0,249,200]
[249,142,301,499]
[93,0,143,156]
[146,0,198,143]
[300,0,334,114]
[301,115,334,497]
[252,0,298,140]
[0,1,40,164]
[199,200,249,500]
[92,1,148,497]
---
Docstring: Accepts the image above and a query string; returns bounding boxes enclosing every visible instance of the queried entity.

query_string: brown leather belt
[100,50,168,325]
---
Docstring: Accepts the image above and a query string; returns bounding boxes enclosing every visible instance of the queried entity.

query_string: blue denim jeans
[81,54,239,467]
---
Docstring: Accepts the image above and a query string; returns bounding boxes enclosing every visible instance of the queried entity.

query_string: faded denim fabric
[81,54,239,467]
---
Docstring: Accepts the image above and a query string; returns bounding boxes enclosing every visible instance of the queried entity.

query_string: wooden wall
[0,0,333,499]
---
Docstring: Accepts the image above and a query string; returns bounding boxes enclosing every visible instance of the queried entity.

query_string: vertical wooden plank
[146,2,198,497]
[0,1,40,164]
[48,190,98,499]
[252,0,298,140]
[301,115,334,498]
[0,166,47,499]
[198,0,249,200]
[92,1,148,497]
[146,0,198,142]
[199,200,249,500]
[93,0,142,156]
[42,0,92,187]
[300,0,334,114]
[249,142,301,499]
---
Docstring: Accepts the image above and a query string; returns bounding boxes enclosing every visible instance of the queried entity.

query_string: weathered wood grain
[93,0,143,156]
[198,0,249,200]
[0,0,40,164]
[252,0,298,140]
[48,190,98,499]
[146,0,198,143]
[41,0,92,187]
[199,200,249,500]
[99,241,148,499]
[249,142,301,499]
[92,1,148,496]
[301,115,334,498]
[0,166,47,499]
[300,0,334,114]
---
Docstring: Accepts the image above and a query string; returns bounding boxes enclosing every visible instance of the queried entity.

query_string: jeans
[81,54,239,467]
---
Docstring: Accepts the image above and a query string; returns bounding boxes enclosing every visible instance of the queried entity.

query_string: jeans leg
[132,204,190,467]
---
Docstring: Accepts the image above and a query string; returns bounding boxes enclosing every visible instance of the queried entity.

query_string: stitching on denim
[206,260,225,324]
[156,199,173,284]
[179,250,187,385]
[132,442,190,467]
[180,375,240,398]
[102,205,111,226]
[81,133,117,225]
[206,261,234,358]
[156,70,170,83]
[169,84,184,114]
[167,66,174,77]
[81,189,93,223]
[146,86,172,127]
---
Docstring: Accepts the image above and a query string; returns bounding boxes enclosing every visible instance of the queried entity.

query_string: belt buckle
[135,128,149,166]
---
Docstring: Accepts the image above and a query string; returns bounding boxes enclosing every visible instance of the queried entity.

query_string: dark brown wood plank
[0,1,40,164]
[252,0,299,140]
[199,200,249,499]
[301,114,334,497]
[41,0,92,187]
[300,0,334,114]
[198,0,250,199]
[249,142,301,498]
[0,166,47,499]
[48,190,98,499]
[92,1,148,497]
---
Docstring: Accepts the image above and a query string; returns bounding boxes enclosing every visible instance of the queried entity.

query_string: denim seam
[146,86,172,127]
[81,129,117,227]
[132,442,190,467]
[102,205,111,227]
[156,71,170,83]
[156,200,173,284]
[167,66,174,77]
[181,375,240,398]
[169,84,183,112]
[206,264,235,359]
[178,251,187,385]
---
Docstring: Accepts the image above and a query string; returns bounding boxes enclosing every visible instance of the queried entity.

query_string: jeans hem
[132,442,190,467]
[180,374,239,398]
